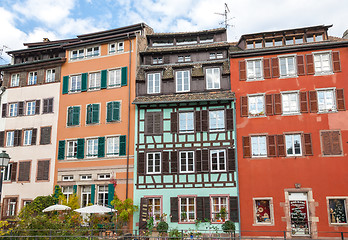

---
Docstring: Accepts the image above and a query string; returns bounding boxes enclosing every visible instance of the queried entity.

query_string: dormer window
[176,37,197,45]
[153,57,163,64]
[71,49,84,60]
[265,39,273,47]
[178,55,191,63]
[152,39,173,47]
[247,42,254,49]
[200,36,214,43]
[254,41,262,48]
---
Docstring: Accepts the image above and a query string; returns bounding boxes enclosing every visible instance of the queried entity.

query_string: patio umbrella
[42,204,71,212]
[74,204,116,214]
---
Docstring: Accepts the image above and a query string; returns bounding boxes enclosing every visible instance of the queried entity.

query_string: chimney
[43,38,50,42]
[343,29,348,39]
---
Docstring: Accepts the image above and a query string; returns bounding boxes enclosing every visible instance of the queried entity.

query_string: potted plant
[181,212,187,222]
[222,220,235,233]
[157,221,169,236]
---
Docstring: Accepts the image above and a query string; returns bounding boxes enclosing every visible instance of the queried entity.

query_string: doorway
[288,192,310,236]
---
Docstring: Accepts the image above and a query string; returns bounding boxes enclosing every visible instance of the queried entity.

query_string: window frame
[209,110,225,132]
[108,68,122,88]
[10,73,20,87]
[70,49,84,60]
[248,94,265,117]
[146,152,161,174]
[86,138,98,158]
[70,74,82,93]
[179,112,194,133]
[327,197,348,226]
[106,136,120,157]
[9,103,18,117]
[278,55,297,78]
[2,163,12,182]
[179,151,195,173]
[88,72,101,90]
[210,149,226,172]
[6,131,14,147]
[206,67,221,90]
[66,140,78,159]
[62,186,73,202]
[62,175,74,181]
[98,173,111,180]
[179,196,196,223]
[246,58,264,81]
[253,197,274,225]
[251,135,267,158]
[23,129,33,146]
[26,101,36,116]
[97,185,109,206]
[46,69,56,83]
[281,91,300,115]
[313,51,333,76]
[147,72,161,94]
[146,197,162,224]
[80,174,92,180]
[316,88,337,113]
[175,70,190,93]
[81,185,92,207]
[285,133,302,157]
[85,46,100,58]
[28,71,37,85]
[211,196,229,222]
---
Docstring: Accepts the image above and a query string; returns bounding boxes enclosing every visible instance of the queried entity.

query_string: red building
[230,25,348,239]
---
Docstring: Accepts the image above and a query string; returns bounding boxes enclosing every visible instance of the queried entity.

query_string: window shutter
[67,107,73,126]
[101,70,107,89]
[336,89,345,111]
[203,197,211,220]
[321,131,331,156]
[228,148,236,171]
[297,55,305,76]
[226,108,234,131]
[263,58,271,79]
[196,197,205,220]
[271,58,279,78]
[242,136,251,158]
[108,184,115,205]
[106,102,112,122]
[195,111,201,132]
[77,138,85,159]
[35,100,40,114]
[137,152,145,175]
[139,198,149,229]
[239,60,246,81]
[195,150,201,173]
[240,96,248,117]
[37,160,50,181]
[2,104,7,118]
[332,51,341,72]
[18,102,24,116]
[14,130,22,147]
[73,106,80,125]
[0,131,4,147]
[306,54,314,75]
[48,98,53,113]
[229,196,239,222]
[119,135,126,156]
[154,112,161,134]
[42,99,48,114]
[267,135,277,157]
[11,162,17,182]
[31,128,37,145]
[170,197,179,222]
[265,94,273,115]
[98,137,105,158]
[300,92,308,113]
[303,133,313,156]
[201,110,208,132]
[171,151,178,173]
[18,162,30,182]
[145,113,154,134]
[309,91,318,113]
[92,104,99,123]
[162,151,169,174]
[58,140,65,160]
[170,112,178,133]
[86,104,92,124]
[91,185,95,204]
[331,131,342,155]
[113,102,120,121]
[73,185,77,193]
[62,76,69,94]
[81,73,88,92]
[121,67,128,86]
[40,126,51,145]
[276,135,286,157]
[273,93,282,115]
[201,149,209,172]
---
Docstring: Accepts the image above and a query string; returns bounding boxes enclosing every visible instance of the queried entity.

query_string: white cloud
[57,18,104,36]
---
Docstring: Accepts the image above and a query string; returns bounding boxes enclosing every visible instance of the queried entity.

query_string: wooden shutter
[108,184,115,205]
[228,148,236,171]
[336,89,345,111]
[170,197,179,222]
[170,151,178,173]
[195,150,202,173]
[92,104,99,123]
[145,113,154,134]
[98,137,105,158]
[101,70,107,89]
[267,135,276,157]
[332,51,341,72]
[265,94,273,116]
[77,138,84,159]
[263,58,271,79]
[137,152,145,175]
[276,135,286,157]
[242,136,251,158]
[31,128,37,145]
[306,54,314,75]
[240,96,248,117]
[113,102,120,121]
[300,92,308,113]
[201,149,209,172]
[195,111,201,132]
[154,112,161,134]
[139,198,149,228]
[274,93,282,115]
[239,60,246,81]
[62,76,69,94]
[18,161,30,181]
[303,133,313,156]
[35,100,40,114]
[106,102,112,122]
[0,131,4,147]
[170,112,178,133]
[321,131,331,156]
[162,151,169,174]
[2,104,7,118]
[11,162,17,182]
[14,130,22,147]
[73,106,80,125]
[271,58,279,78]
[42,99,48,114]
[203,197,211,220]
[40,126,51,145]
[37,160,50,181]
[90,185,95,204]
[196,197,204,220]
[321,131,342,156]
[309,91,318,113]
[119,135,126,156]
[81,73,88,92]
[297,55,305,76]
[18,102,24,116]
[86,104,92,124]
[226,108,234,131]
[121,67,128,86]
[229,196,239,222]
[201,110,208,132]
[58,140,65,160]
[48,98,53,113]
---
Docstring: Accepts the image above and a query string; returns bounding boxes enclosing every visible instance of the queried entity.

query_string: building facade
[230,25,348,238]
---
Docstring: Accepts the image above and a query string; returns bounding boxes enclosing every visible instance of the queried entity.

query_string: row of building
[0,23,347,239]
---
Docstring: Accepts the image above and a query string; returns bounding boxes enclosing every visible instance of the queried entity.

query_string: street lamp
[0,150,10,203]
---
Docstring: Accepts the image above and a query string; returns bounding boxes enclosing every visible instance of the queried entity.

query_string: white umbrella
[74,204,116,214]
[42,204,71,212]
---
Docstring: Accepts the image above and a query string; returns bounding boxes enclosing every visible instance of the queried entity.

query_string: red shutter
[273,94,282,115]
[276,135,286,157]
[240,96,248,117]
[170,112,178,133]
[242,136,251,158]
[267,135,276,157]
[306,54,314,75]
[265,94,273,116]
[271,58,279,78]
[332,51,341,72]
[239,61,246,81]
[263,58,271,79]
[297,55,305,76]
[331,131,342,155]
[309,91,318,113]
[226,108,234,130]
[336,89,345,111]
[300,92,308,113]
[303,133,313,156]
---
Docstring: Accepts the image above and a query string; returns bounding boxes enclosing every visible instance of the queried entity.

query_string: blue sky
[1,0,348,63]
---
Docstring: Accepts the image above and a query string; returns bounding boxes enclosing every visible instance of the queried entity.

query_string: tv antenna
[215,3,234,29]
[0,45,10,63]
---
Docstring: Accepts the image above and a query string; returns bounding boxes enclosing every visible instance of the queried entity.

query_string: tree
[111,195,138,226]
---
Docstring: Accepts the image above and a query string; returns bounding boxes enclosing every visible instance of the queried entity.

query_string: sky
[0,0,347,63]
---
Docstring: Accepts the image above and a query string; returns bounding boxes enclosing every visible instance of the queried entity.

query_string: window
[26,101,36,115]
[98,185,109,206]
[265,39,273,47]
[62,175,73,181]
[109,43,116,53]
[81,186,92,207]
[28,71,37,85]
[86,46,100,57]
[282,92,300,114]
[147,73,161,94]
[176,70,190,92]
[329,199,347,224]
[153,57,163,64]
[153,40,173,47]
[62,186,73,202]
[67,106,80,126]
[178,55,191,62]
[67,140,77,158]
[71,49,84,60]
[86,104,100,124]
[23,200,32,207]
[217,53,223,59]
[279,56,296,77]
[108,69,121,88]
[40,126,52,145]
[317,89,336,112]
[255,199,273,224]
[98,173,111,180]
[210,149,226,172]
[211,196,228,222]
[179,112,194,133]
[46,69,56,83]
[246,59,263,80]
[285,134,302,156]
[200,36,214,43]
[180,197,196,222]
[106,101,120,122]
[314,52,332,75]
[6,131,14,147]
[9,103,18,117]
[70,75,81,92]
[251,136,267,157]
[179,151,194,173]
[177,38,197,45]
[80,174,92,180]
[148,198,161,223]
[18,161,30,182]
[320,131,343,156]
[117,42,124,52]
[206,68,220,89]
[36,160,50,181]
[147,152,161,174]
[89,72,101,90]
[209,110,225,131]
[145,112,162,134]
[23,130,32,146]
[107,136,119,156]
[86,138,98,158]
[248,95,265,117]
[4,198,17,217]
[2,163,12,181]
[42,98,53,114]
[254,41,262,48]
[10,74,20,87]
[209,53,216,59]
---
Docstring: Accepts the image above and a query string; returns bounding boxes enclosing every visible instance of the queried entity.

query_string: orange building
[230,25,348,238]
[55,24,153,212]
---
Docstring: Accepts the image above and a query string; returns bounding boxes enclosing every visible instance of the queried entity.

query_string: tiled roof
[133,91,235,104]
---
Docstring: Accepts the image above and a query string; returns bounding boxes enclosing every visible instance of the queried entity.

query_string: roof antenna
[0,45,10,63]
[215,3,235,30]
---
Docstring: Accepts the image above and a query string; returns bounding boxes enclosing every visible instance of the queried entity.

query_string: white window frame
[148,197,162,223]
[117,42,124,52]
[179,151,194,173]
[206,68,221,90]
[153,57,163,64]
[109,43,116,53]
[179,112,194,133]
[23,129,33,146]
[253,197,274,225]
[62,175,74,181]
[285,134,302,157]
[80,174,92,180]
[281,91,300,115]
[81,185,92,207]
[147,73,161,94]
[211,196,229,222]
[86,138,98,158]
[26,101,36,115]
[176,70,190,92]
[97,185,109,206]
[10,74,20,87]
[98,173,111,180]
[9,103,18,117]
[2,163,12,181]
[216,52,223,59]
[46,69,56,83]
[317,88,337,113]
[146,152,161,174]
[86,46,100,58]
[246,58,263,81]
[251,136,267,158]
[108,69,121,88]
[209,110,225,131]
[70,75,82,92]
[71,49,84,60]
[327,197,348,225]
[210,149,226,172]
[67,140,78,159]
[314,51,332,75]
[179,197,196,222]
[6,131,14,147]
[248,94,265,117]
[62,186,73,202]
[106,136,120,157]
[6,199,17,216]
[89,72,101,90]
[279,55,297,78]
[28,71,37,85]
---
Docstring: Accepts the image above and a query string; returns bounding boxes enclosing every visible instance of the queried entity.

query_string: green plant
[180,212,187,221]
[157,221,169,233]
[19,195,57,219]
[221,220,235,233]
[220,207,228,220]
[146,216,155,233]
[168,228,182,240]
[111,194,138,226]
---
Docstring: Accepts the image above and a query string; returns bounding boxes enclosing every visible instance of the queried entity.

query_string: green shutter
[73,185,77,193]
[113,102,120,121]
[77,138,85,159]
[81,73,88,92]
[108,184,115,206]
[92,104,99,123]
[106,102,112,122]
[91,184,95,204]
[98,136,105,158]
[73,106,80,126]
[121,67,127,86]
[58,140,65,160]
[67,107,73,126]
[101,70,107,89]
[86,104,92,124]
[62,76,69,94]
[119,135,126,156]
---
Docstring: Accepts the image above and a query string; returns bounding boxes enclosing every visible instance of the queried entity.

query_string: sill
[314,71,333,76]
[144,133,163,136]
[317,109,337,114]
[248,114,266,118]
[286,154,302,158]
[253,222,274,226]
[179,221,195,224]
[106,120,120,124]
[66,124,80,128]
[282,112,301,116]
[86,122,100,126]
[179,131,194,134]
[206,87,221,90]
[88,88,101,91]
[329,223,348,226]
[179,171,195,174]
[69,90,81,94]
[251,155,268,159]
[321,154,344,157]
[146,172,161,175]
[176,90,191,93]
[209,129,225,132]
[246,78,264,82]
[279,75,298,79]
[108,85,121,89]
[211,170,227,173]
[106,154,120,158]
